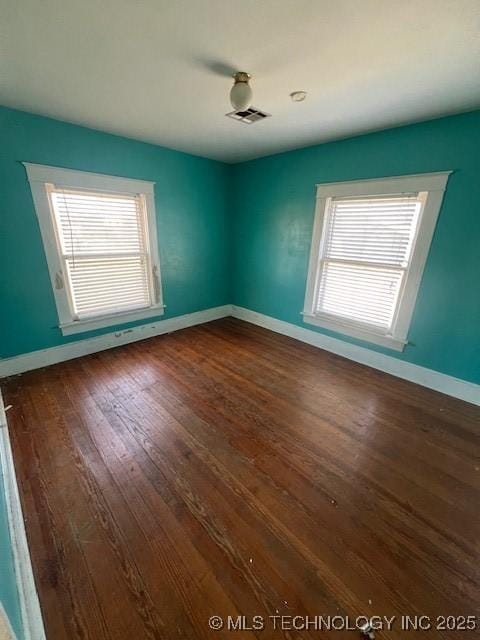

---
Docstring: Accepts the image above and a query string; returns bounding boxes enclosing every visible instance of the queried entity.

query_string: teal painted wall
[0,105,479,639]
[0,470,23,639]
[0,106,230,358]
[232,111,480,384]
[1,106,479,382]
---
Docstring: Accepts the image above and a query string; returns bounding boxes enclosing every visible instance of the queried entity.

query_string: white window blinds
[315,193,424,333]
[48,187,155,320]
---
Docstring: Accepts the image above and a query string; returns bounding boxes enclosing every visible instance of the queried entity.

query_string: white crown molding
[231,306,480,407]
[0,305,232,378]
[0,393,46,640]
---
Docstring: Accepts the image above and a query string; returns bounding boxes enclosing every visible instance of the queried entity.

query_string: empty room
[0,1,479,638]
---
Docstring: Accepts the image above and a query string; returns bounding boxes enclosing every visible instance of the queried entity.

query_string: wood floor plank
[2,318,479,639]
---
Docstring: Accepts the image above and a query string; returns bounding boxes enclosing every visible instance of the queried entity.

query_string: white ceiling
[1,0,479,163]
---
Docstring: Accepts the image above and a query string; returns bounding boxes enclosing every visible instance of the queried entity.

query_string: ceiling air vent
[226,107,271,124]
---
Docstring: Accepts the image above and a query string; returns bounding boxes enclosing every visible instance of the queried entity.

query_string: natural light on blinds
[48,187,153,319]
[315,193,423,332]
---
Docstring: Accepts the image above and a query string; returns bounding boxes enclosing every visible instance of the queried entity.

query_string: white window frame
[24,163,165,336]
[302,172,451,351]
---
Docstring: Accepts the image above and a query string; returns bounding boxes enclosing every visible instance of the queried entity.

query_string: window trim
[24,163,165,336]
[302,172,451,351]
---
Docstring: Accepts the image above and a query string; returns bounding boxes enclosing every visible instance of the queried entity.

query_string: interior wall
[231,110,480,385]
[1,105,479,385]
[1,105,479,640]
[0,106,231,358]
[0,470,23,639]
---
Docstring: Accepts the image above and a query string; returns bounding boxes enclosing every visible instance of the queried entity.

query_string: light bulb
[290,91,307,102]
[230,72,252,111]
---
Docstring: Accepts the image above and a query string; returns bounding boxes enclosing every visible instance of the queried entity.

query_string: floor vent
[226,107,271,124]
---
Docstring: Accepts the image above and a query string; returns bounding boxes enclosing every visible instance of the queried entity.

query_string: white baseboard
[1,303,478,406]
[0,305,232,378]
[231,305,480,407]
[0,393,46,640]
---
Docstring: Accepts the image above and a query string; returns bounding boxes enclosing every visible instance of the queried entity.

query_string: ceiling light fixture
[290,91,307,102]
[230,72,252,111]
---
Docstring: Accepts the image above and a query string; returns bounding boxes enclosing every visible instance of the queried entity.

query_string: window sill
[60,304,166,336]
[302,312,407,352]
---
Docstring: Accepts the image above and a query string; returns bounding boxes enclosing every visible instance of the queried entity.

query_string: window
[303,173,450,350]
[25,163,164,335]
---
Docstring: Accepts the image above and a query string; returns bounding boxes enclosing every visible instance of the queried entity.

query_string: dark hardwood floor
[2,318,479,639]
